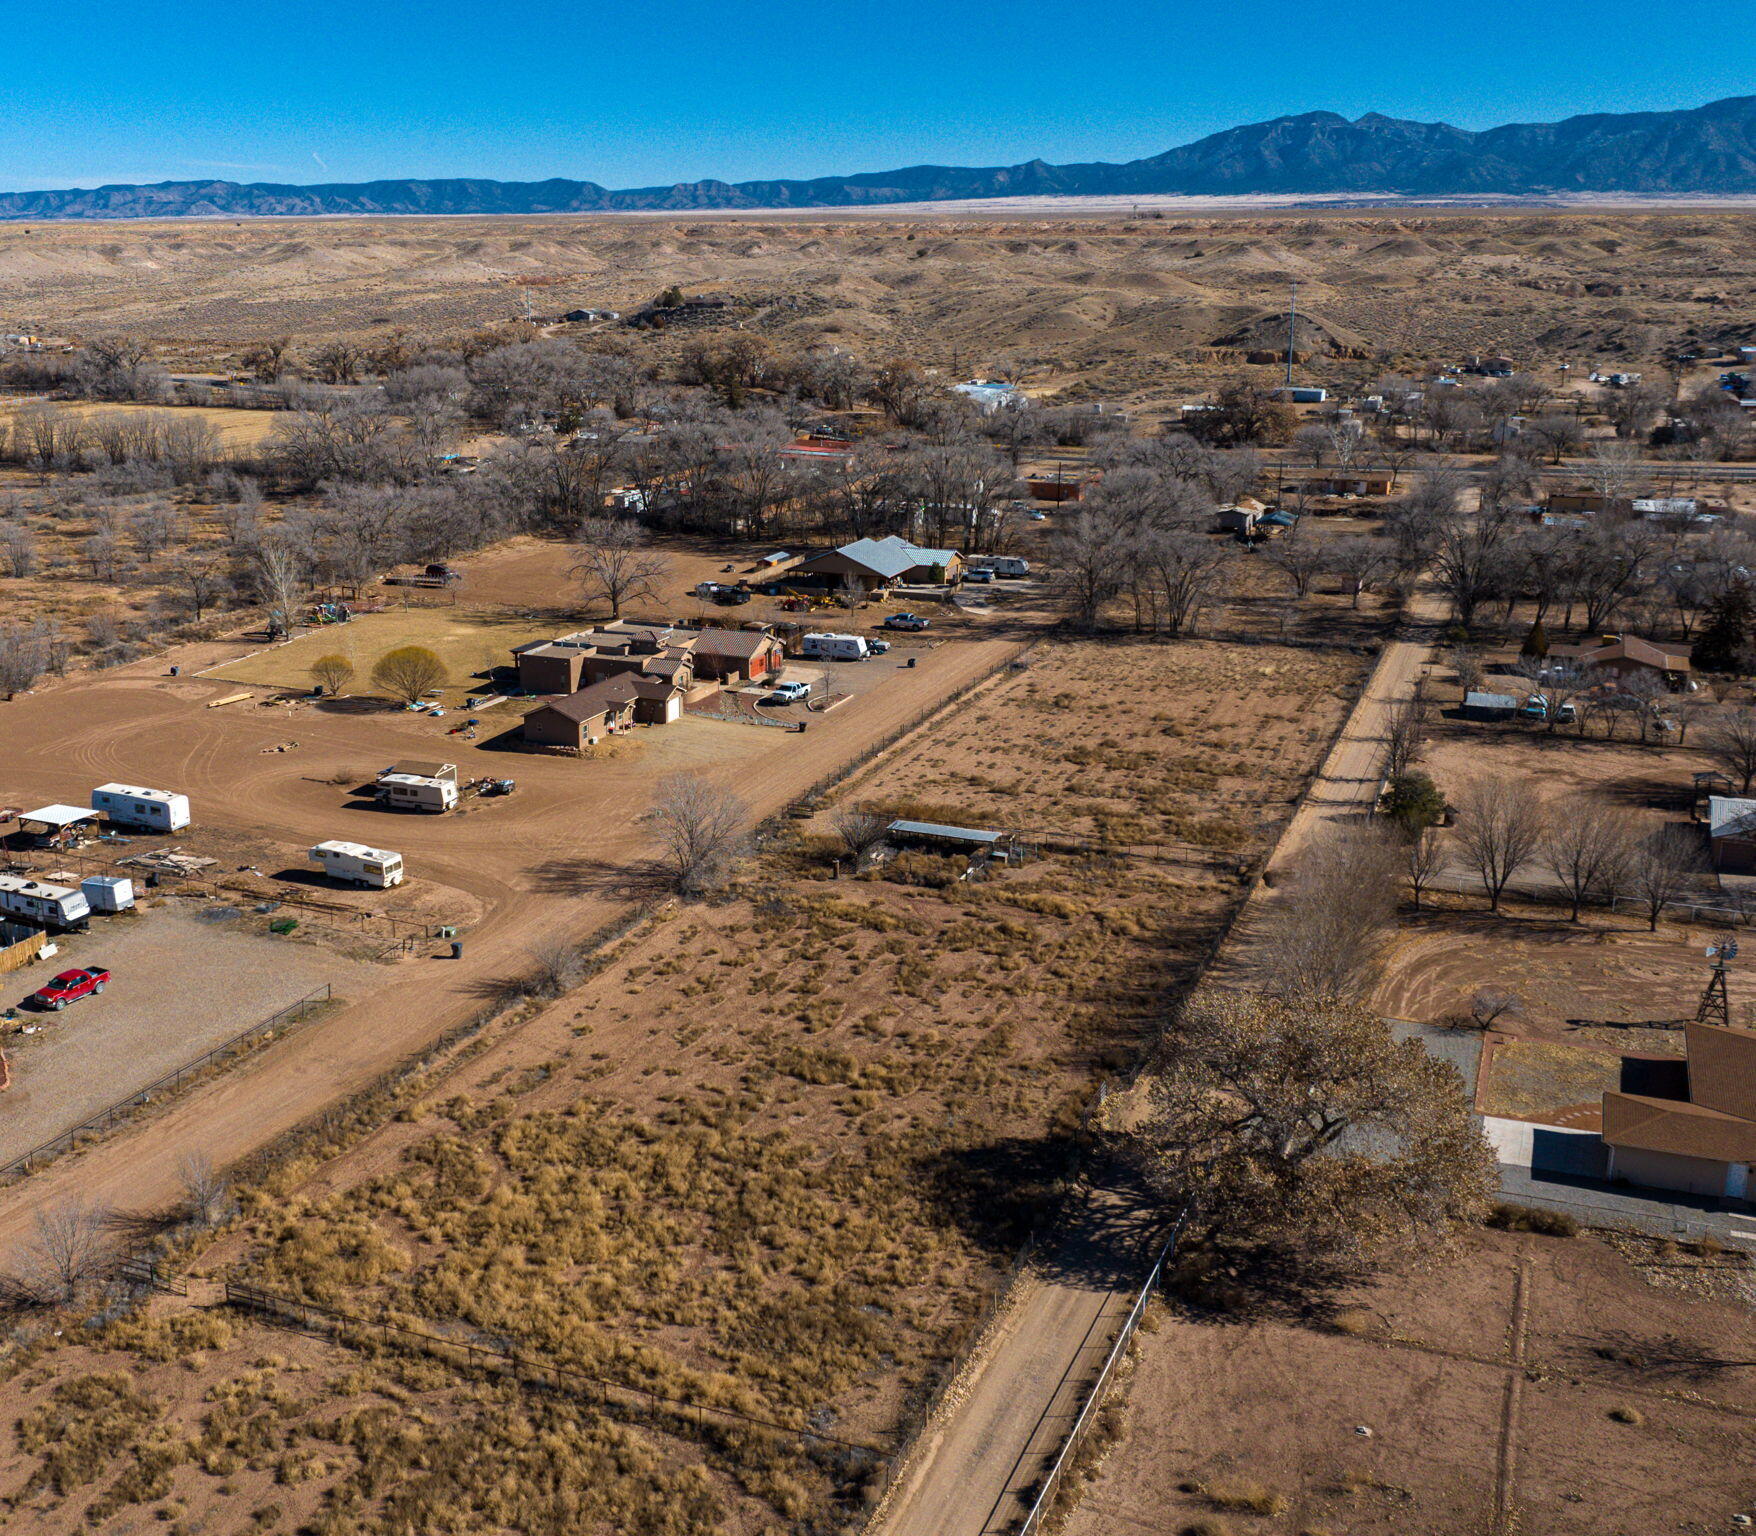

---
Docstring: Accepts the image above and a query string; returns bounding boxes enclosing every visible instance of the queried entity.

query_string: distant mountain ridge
[5,94,1756,219]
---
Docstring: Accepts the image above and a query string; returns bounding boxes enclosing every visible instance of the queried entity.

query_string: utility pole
[1285,280,1298,389]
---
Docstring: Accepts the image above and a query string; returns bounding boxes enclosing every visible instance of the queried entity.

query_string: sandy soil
[1064,1230,1756,1536]
[5,211,1753,401]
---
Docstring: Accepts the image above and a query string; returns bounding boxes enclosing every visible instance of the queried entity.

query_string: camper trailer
[91,784,191,833]
[0,873,91,928]
[308,841,405,889]
[80,876,135,914]
[976,556,1031,578]
[801,632,871,661]
[376,774,458,813]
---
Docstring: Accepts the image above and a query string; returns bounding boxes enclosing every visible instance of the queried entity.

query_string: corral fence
[1013,1206,1190,1536]
[222,1279,890,1461]
[117,1259,189,1296]
[0,985,333,1184]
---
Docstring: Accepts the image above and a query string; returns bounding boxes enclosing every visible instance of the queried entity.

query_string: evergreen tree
[1520,618,1549,659]
[1695,582,1755,674]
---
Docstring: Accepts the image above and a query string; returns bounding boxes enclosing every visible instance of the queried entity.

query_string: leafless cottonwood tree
[1625,825,1705,931]
[1142,991,1494,1271]
[1406,824,1450,909]
[1453,779,1547,912]
[1,522,36,578]
[527,940,592,998]
[1542,795,1634,921]
[1470,987,1524,1029]
[648,774,749,895]
[571,518,673,619]
[1383,695,1427,780]
[1705,708,1756,794]
[831,805,890,866]
[1265,825,1402,1003]
[179,1153,234,1230]
[1328,536,1393,607]
[19,1200,112,1305]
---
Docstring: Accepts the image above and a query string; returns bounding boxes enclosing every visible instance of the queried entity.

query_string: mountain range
[4,94,1756,220]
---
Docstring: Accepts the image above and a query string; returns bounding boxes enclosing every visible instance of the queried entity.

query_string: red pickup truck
[31,966,110,1011]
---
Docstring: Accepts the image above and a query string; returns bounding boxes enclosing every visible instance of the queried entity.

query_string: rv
[376,774,458,813]
[0,873,91,928]
[801,632,871,661]
[976,556,1031,578]
[81,876,135,913]
[91,783,191,833]
[308,841,405,889]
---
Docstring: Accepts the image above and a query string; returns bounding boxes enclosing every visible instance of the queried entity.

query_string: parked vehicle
[765,681,812,704]
[0,873,90,929]
[801,633,870,661]
[308,841,405,888]
[885,613,930,631]
[80,876,135,913]
[715,587,752,605]
[32,966,109,1011]
[965,568,994,583]
[868,638,891,655]
[91,783,191,832]
[376,774,458,813]
[978,556,1031,577]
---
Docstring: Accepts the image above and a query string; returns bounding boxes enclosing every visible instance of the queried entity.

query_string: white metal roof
[379,774,451,790]
[310,840,401,862]
[0,872,82,899]
[22,804,100,828]
[93,783,182,803]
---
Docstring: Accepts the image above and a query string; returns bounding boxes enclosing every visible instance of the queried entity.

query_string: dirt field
[4,211,1754,402]
[1063,1229,1756,1536]
[0,398,283,450]
[0,909,377,1166]
[0,634,1363,1534]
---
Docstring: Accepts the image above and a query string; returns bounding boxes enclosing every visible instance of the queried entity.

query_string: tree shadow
[1581,1329,1756,1383]
[527,856,673,901]
[313,696,405,716]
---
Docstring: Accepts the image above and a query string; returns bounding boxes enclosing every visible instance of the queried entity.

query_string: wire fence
[1014,1207,1190,1536]
[222,1279,890,1460]
[0,984,333,1183]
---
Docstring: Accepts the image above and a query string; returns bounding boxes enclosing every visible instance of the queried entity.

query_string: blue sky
[4,0,1751,191]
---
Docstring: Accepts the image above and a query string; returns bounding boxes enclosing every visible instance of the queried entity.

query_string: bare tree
[1470,987,1524,1029]
[1705,707,1756,794]
[0,622,48,699]
[179,1153,234,1230]
[1542,794,1635,921]
[0,522,36,578]
[1328,536,1392,607]
[571,518,672,619]
[250,539,309,632]
[1453,779,1547,912]
[172,557,228,622]
[1407,824,1449,909]
[1383,695,1427,780]
[831,804,890,867]
[1265,825,1402,1003]
[126,501,181,564]
[20,1200,111,1305]
[527,940,591,997]
[1524,413,1584,465]
[1265,535,1326,599]
[1051,508,1130,630]
[647,773,749,894]
[1625,824,1704,931]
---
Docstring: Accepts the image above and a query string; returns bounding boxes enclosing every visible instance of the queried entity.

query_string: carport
[17,804,100,849]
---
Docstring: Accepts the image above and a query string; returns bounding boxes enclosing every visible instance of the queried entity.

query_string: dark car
[31,966,110,1011]
[714,587,752,605]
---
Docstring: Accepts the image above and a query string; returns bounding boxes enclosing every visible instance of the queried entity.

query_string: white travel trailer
[80,875,135,914]
[800,632,870,661]
[376,774,458,813]
[979,556,1031,578]
[0,873,91,928]
[308,841,405,889]
[91,783,191,833]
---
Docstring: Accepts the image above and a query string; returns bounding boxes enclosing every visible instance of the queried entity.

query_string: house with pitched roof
[1549,633,1692,685]
[793,534,964,592]
[1603,1020,1756,1199]
[1708,796,1756,876]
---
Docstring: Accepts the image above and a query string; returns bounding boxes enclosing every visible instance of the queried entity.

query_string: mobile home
[376,774,458,813]
[91,783,192,833]
[801,632,870,661]
[0,873,91,928]
[308,841,405,889]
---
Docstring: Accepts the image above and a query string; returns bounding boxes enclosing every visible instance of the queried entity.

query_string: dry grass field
[1061,1228,1756,1536]
[0,635,1362,1535]
[2,210,1753,401]
[0,399,284,450]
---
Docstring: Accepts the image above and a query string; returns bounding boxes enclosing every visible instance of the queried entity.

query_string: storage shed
[1462,691,1519,721]
[886,820,1014,856]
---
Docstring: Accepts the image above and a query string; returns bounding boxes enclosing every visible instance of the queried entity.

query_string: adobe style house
[1708,796,1756,876]
[521,681,637,750]
[794,535,964,592]
[513,621,783,698]
[1549,633,1691,684]
[1603,1020,1756,1199]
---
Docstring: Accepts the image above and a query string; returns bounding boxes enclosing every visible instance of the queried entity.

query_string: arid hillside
[1,210,1752,403]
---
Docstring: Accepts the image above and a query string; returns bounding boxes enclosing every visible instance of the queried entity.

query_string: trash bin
[907,657,917,668]
[450,940,464,960]
[169,665,180,677]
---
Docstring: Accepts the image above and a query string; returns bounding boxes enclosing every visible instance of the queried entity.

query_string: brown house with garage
[520,680,638,750]
[1602,1020,1756,1200]
[1548,633,1691,685]
[514,620,782,697]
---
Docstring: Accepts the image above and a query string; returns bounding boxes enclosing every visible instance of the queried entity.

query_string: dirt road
[0,613,1024,1261]
[875,619,1442,1536]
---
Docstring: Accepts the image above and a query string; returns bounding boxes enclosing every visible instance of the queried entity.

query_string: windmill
[1697,938,1739,1028]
